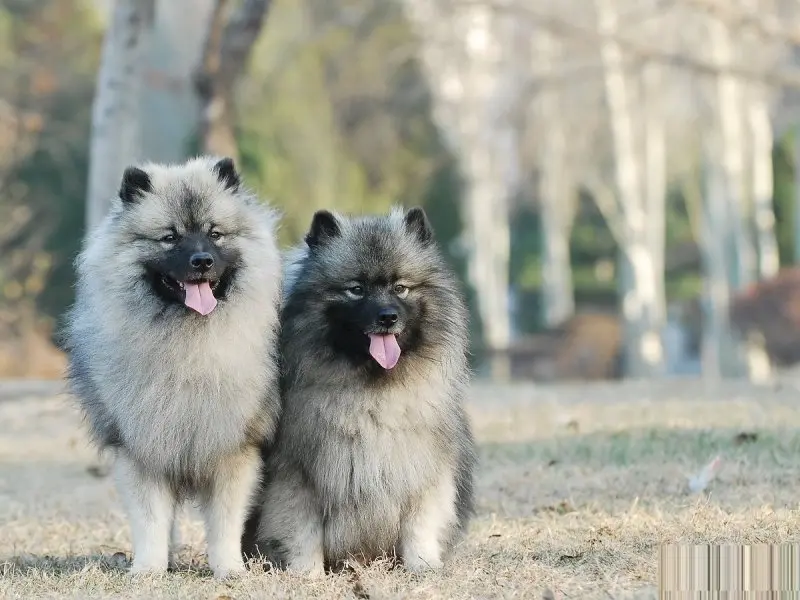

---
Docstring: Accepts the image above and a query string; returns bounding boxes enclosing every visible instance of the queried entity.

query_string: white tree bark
[700,136,736,379]
[595,0,665,378]
[404,1,514,380]
[643,61,667,355]
[708,12,757,290]
[86,0,155,231]
[461,6,513,379]
[534,31,575,328]
[747,89,780,280]
[795,128,800,264]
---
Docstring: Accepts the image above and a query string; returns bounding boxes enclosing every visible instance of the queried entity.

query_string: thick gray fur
[243,207,476,574]
[64,156,281,578]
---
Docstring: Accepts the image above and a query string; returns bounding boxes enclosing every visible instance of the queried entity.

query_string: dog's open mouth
[158,274,220,316]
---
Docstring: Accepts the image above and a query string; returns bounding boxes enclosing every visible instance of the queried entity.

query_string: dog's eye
[160,233,178,243]
[209,231,222,241]
[345,285,365,300]
[394,284,409,299]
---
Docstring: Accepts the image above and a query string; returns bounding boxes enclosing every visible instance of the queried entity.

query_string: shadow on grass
[476,425,800,517]
[479,425,800,468]
[1,552,217,578]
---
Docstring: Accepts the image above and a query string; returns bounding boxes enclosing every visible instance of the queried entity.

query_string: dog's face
[284,207,466,373]
[112,157,253,316]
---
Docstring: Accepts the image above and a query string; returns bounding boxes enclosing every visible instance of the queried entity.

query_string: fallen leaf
[688,455,723,493]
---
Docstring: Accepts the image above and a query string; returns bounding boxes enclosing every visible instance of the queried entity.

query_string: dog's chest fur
[290,375,455,557]
[99,308,275,482]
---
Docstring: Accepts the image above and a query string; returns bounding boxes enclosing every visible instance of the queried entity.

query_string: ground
[1,378,800,599]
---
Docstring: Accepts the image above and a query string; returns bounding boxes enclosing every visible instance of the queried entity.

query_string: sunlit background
[2,0,800,383]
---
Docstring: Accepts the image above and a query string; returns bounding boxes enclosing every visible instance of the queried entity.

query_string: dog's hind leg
[258,468,325,576]
[114,453,174,574]
[202,448,261,579]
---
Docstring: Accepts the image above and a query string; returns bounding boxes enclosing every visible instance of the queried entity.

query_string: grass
[1,379,800,598]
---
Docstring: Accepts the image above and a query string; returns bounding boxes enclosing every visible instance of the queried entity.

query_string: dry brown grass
[1,379,800,599]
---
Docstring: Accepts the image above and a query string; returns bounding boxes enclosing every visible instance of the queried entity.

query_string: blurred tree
[0,0,100,341]
[86,0,154,231]
[195,0,273,160]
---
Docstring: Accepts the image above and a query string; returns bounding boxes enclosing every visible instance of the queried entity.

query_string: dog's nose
[189,252,214,272]
[377,308,399,328]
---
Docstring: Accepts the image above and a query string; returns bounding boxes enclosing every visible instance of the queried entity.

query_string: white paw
[288,558,325,578]
[129,561,168,576]
[211,560,247,580]
[403,554,443,573]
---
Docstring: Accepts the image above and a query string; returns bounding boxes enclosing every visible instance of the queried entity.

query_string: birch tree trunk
[708,13,757,290]
[739,0,779,282]
[595,0,665,378]
[643,61,667,363]
[700,137,735,379]
[194,0,273,159]
[535,32,575,328]
[795,128,800,264]
[747,89,779,280]
[705,12,761,378]
[461,6,513,380]
[86,0,155,231]
[404,1,514,380]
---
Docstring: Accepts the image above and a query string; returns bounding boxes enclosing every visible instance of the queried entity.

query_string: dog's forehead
[134,177,240,231]
[322,221,430,281]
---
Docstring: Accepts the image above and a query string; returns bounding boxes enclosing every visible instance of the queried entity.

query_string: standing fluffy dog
[242,207,476,574]
[65,156,281,578]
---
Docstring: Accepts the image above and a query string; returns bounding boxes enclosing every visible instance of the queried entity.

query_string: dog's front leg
[114,452,174,574]
[202,447,261,579]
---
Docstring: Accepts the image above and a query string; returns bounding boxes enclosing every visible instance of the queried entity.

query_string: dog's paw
[287,558,325,578]
[211,561,247,580]
[129,562,169,576]
[402,554,443,574]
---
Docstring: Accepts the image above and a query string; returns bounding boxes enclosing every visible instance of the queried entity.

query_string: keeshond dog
[64,156,281,578]
[241,207,476,574]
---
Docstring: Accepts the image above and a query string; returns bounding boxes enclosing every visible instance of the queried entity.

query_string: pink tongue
[368,334,401,370]
[183,281,217,315]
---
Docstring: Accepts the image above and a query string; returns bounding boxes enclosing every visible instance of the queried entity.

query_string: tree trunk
[194,0,273,159]
[747,89,779,280]
[701,136,746,378]
[461,6,513,380]
[595,0,665,378]
[535,32,575,328]
[643,62,666,321]
[86,0,155,231]
[795,128,800,264]
[708,13,756,290]
[700,143,733,379]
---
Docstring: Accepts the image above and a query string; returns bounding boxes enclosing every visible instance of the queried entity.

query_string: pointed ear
[305,210,340,248]
[119,167,152,204]
[404,206,434,245]
[212,157,240,192]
